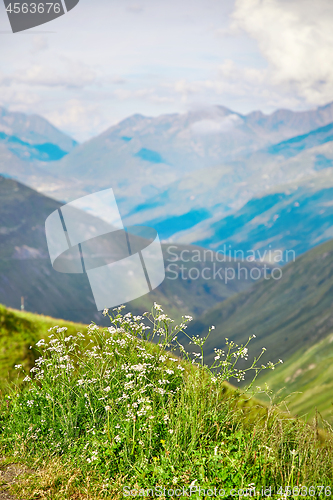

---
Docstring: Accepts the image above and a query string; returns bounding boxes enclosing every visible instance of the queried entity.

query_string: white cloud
[113,88,154,100]
[0,87,40,110]
[168,63,301,112]
[45,100,104,141]
[111,76,127,85]
[12,61,96,88]
[231,0,333,105]
[31,35,49,53]
[174,80,202,96]
[168,0,333,111]
[113,87,175,105]
[190,114,242,135]
[126,4,144,13]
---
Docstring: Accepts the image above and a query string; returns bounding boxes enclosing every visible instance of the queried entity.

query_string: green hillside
[256,329,333,424]
[0,303,88,393]
[187,237,333,379]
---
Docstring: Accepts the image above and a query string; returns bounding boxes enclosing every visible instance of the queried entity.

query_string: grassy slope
[1,302,331,432]
[133,244,269,322]
[0,302,309,420]
[0,304,88,393]
[256,330,333,424]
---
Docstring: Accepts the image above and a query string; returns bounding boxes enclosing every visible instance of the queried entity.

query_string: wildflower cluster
[0,303,298,496]
[4,305,191,468]
[180,328,282,386]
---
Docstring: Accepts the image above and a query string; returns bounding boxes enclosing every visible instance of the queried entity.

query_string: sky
[1,0,333,142]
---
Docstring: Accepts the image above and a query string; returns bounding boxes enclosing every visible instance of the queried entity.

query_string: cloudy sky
[1,0,333,141]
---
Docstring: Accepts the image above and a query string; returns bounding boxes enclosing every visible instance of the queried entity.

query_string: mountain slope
[0,107,82,200]
[186,238,333,370]
[0,106,77,153]
[0,176,260,324]
[244,101,333,139]
[0,143,88,204]
[266,122,333,159]
[0,175,97,324]
[0,130,69,162]
[256,329,333,424]
[192,168,333,259]
[123,124,333,242]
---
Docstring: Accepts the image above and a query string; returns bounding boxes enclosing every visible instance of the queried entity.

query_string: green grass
[0,304,333,499]
[255,330,333,425]
[0,303,88,394]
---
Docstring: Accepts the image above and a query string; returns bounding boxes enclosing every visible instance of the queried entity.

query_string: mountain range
[47,102,333,216]
[1,102,332,320]
[123,120,333,259]
[2,102,333,220]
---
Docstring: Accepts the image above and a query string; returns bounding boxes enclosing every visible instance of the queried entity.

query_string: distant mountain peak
[0,106,77,153]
